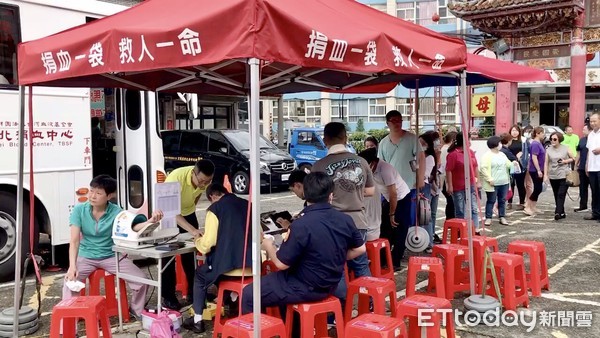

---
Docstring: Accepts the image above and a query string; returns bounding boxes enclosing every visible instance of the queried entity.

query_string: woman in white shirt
[359,148,410,270]
[419,133,437,253]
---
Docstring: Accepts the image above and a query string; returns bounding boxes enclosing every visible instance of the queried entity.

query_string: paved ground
[3,187,600,337]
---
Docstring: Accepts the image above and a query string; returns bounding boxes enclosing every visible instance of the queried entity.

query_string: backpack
[149,311,182,338]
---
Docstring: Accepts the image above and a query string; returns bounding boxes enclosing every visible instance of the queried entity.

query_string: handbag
[566,170,580,187]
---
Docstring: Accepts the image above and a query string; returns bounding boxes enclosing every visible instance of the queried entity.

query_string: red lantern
[432,13,440,22]
[586,53,595,63]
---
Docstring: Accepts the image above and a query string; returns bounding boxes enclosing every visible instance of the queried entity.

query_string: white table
[113,235,198,330]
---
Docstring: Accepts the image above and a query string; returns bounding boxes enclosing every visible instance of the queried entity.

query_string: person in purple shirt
[524,126,546,216]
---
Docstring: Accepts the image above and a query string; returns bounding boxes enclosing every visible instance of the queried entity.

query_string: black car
[162,129,296,194]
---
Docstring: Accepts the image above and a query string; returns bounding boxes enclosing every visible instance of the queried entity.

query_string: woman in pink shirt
[445,134,481,233]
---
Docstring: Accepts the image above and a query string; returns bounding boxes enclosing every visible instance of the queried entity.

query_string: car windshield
[223,131,277,151]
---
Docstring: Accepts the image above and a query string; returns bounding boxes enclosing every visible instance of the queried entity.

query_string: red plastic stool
[50,296,112,338]
[460,237,499,293]
[366,239,394,280]
[345,276,398,322]
[441,218,468,244]
[80,269,129,322]
[285,295,345,338]
[214,277,253,337]
[431,244,471,299]
[396,295,455,338]
[346,313,407,338]
[507,240,549,297]
[222,313,286,338]
[485,252,530,311]
[261,260,281,318]
[406,256,445,298]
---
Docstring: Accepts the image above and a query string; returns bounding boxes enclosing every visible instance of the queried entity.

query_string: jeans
[529,172,544,202]
[347,229,371,278]
[509,172,526,205]
[589,171,600,218]
[382,191,414,267]
[578,169,590,209]
[420,183,433,249]
[452,187,480,230]
[549,178,568,215]
[162,213,198,300]
[430,193,439,237]
[442,183,455,219]
[485,184,509,219]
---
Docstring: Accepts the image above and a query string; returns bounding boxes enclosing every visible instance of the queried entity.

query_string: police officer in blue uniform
[241,172,366,314]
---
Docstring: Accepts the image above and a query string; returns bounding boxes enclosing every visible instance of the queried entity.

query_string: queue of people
[59,111,600,336]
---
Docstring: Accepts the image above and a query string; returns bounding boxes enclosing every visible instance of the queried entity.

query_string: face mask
[524,132,531,139]
[498,143,503,150]
[434,140,441,148]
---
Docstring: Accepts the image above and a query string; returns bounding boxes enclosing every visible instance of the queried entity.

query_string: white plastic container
[141,309,182,333]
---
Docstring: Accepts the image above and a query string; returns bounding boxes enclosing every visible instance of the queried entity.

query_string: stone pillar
[495,82,518,133]
[321,92,332,124]
[570,12,586,136]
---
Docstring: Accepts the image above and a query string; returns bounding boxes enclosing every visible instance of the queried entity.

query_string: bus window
[128,165,144,208]
[0,4,21,86]
[125,90,141,130]
[116,89,122,130]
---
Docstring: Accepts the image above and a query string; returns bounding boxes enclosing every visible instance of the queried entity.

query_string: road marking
[508,231,517,235]
[541,293,600,307]
[548,237,600,275]
[555,292,600,297]
[551,330,569,338]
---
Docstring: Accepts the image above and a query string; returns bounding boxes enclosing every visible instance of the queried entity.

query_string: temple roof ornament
[448,0,584,37]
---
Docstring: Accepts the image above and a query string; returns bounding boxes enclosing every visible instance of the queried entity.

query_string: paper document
[155,182,181,230]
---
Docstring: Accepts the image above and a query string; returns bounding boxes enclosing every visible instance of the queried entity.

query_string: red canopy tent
[17,0,467,94]
[401,53,553,88]
[13,0,553,335]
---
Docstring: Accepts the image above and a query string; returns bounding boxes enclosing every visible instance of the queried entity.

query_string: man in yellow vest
[162,159,215,310]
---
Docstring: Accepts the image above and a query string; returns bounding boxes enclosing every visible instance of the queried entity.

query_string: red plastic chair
[346,313,407,337]
[507,240,550,297]
[285,295,345,338]
[50,296,112,338]
[222,313,286,338]
[80,269,129,322]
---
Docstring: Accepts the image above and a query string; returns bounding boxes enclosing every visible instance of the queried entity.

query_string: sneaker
[554,213,561,221]
[484,219,492,226]
[560,213,566,219]
[499,217,508,225]
[433,234,442,244]
[584,215,600,221]
[574,208,587,213]
[183,317,206,334]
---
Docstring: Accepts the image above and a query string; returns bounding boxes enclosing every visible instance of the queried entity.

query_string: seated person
[183,183,252,333]
[63,175,163,320]
[241,172,366,314]
[276,169,307,229]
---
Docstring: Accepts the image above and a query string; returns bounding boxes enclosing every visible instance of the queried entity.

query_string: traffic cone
[223,174,232,193]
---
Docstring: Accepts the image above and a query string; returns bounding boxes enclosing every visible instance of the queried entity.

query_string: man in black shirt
[575,124,591,212]
[241,172,366,314]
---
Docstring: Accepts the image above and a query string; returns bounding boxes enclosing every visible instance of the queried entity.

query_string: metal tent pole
[248,57,262,338]
[13,86,26,336]
[459,71,476,294]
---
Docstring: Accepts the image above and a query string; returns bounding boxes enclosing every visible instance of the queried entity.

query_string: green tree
[356,118,365,132]
[342,120,351,132]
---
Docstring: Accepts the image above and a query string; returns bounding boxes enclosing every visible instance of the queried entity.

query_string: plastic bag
[150,311,182,338]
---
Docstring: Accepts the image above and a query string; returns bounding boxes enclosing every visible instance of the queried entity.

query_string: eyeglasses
[551,138,558,141]
[194,171,212,186]
[387,118,402,124]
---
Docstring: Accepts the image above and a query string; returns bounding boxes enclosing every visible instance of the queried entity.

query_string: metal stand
[464,249,502,323]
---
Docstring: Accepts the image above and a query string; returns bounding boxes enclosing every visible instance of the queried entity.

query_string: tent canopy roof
[17,0,468,95]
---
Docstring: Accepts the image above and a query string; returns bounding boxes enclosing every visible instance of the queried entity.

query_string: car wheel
[233,171,250,195]
[0,191,35,282]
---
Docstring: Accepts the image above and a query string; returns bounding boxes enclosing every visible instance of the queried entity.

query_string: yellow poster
[471,93,496,117]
